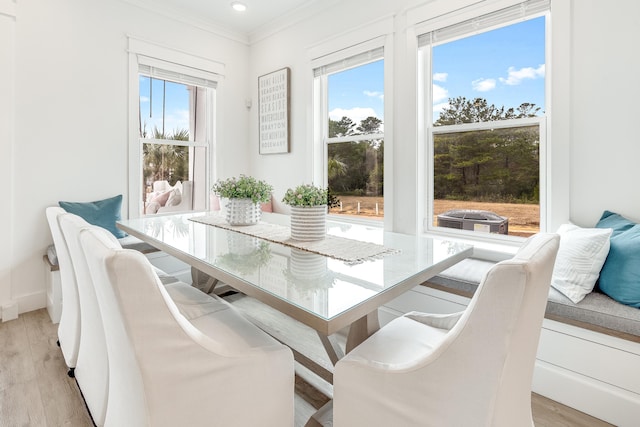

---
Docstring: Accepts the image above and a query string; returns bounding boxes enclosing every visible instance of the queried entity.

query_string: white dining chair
[45,206,80,377]
[59,213,112,425]
[59,212,275,425]
[80,226,295,427]
[333,233,560,427]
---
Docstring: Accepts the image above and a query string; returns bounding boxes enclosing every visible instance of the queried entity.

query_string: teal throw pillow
[595,210,640,308]
[59,194,127,239]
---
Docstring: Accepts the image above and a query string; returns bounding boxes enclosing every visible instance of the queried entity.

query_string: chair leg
[67,367,75,378]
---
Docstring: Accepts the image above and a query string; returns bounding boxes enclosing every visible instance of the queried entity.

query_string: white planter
[226,198,261,226]
[290,205,327,241]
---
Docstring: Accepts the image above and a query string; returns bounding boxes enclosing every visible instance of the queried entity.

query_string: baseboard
[533,359,640,427]
[15,290,47,317]
[1,300,18,321]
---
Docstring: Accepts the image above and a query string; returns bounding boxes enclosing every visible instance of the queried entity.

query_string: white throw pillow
[551,223,612,303]
[165,188,182,207]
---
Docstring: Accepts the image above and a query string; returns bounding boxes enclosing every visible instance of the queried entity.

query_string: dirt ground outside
[329,196,540,237]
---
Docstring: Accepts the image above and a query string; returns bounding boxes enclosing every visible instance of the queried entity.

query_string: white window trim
[418,1,551,244]
[310,28,393,228]
[127,37,222,218]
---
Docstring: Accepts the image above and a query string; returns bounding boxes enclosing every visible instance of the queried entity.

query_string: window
[313,47,384,221]
[138,73,212,215]
[128,38,220,217]
[419,0,548,239]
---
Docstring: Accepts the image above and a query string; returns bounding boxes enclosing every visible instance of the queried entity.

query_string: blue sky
[328,16,545,126]
[139,76,190,138]
[328,60,385,127]
[432,16,546,119]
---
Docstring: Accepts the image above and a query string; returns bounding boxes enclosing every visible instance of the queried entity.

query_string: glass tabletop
[118,212,473,335]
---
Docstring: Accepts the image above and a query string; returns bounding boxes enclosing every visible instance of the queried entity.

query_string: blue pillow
[59,194,127,239]
[595,211,640,308]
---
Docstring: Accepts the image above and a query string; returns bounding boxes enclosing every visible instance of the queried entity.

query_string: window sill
[422,229,520,262]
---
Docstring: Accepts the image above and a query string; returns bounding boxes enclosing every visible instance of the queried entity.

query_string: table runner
[189,214,400,264]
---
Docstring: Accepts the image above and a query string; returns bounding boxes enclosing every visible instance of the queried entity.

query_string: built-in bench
[424,258,640,342]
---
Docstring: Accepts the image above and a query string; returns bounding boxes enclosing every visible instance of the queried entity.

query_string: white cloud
[433,101,449,116]
[140,96,150,103]
[364,90,384,100]
[433,72,448,82]
[472,78,496,92]
[499,64,545,85]
[432,84,449,104]
[160,109,190,134]
[329,107,380,126]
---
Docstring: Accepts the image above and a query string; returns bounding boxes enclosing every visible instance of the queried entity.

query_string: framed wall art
[258,67,290,154]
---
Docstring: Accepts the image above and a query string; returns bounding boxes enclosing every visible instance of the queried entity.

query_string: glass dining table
[117,211,472,368]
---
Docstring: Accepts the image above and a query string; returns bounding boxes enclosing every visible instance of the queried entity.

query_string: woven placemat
[189,215,399,264]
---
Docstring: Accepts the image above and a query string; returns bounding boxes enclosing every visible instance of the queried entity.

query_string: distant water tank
[437,209,509,234]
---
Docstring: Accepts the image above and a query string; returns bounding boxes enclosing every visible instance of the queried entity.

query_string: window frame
[137,74,213,214]
[311,38,388,226]
[418,1,550,243]
[127,37,222,218]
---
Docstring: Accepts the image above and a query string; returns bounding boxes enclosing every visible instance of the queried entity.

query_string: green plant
[211,175,273,204]
[327,188,341,209]
[282,184,328,207]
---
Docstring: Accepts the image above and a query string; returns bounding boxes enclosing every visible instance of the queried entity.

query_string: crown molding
[119,0,250,45]
[0,0,16,19]
[248,0,339,45]
[119,0,341,47]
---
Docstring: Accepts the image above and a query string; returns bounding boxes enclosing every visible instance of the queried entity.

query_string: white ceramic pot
[290,205,327,241]
[226,198,261,226]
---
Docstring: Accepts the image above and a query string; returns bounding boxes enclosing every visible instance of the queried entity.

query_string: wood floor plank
[0,379,47,427]
[0,317,37,389]
[25,311,94,427]
[532,393,613,427]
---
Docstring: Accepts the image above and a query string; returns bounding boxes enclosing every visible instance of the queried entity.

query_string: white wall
[569,1,640,225]
[3,0,250,317]
[0,1,16,317]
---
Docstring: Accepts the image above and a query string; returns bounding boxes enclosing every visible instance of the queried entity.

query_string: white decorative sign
[258,67,290,154]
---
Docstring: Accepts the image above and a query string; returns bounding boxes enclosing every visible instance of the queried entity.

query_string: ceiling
[129,0,325,43]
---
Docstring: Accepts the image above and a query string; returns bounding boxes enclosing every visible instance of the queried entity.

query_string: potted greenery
[282,184,328,241]
[211,175,273,225]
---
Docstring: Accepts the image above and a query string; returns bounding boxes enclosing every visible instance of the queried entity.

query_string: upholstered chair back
[45,206,80,372]
[80,227,294,427]
[59,214,117,426]
[334,233,559,427]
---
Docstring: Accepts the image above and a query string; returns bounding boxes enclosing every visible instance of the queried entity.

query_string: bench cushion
[47,236,157,267]
[429,258,640,338]
[547,287,640,336]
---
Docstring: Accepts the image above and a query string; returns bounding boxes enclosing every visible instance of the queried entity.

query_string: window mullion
[326,133,384,144]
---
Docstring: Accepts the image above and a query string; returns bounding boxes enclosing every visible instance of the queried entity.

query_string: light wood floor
[0,308,613,427]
